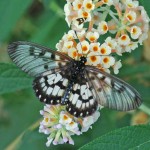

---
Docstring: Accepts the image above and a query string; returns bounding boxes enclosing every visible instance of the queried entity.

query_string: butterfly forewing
[8,41,72,77]
[85,66,142,111]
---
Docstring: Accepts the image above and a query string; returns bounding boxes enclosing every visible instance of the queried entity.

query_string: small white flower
[74,29,86,39]
[140,6,150,23]
[139,33,148,45]
[118,34,130,46]
[124,0,139,8]
[98,21,108,34]
[77,40,90,54]
[90,42,100,52]
[81,111,100,132]
[73,0,83,10]
[86,31,99,42]
[102,0,113,6]
[105,37,117,49]
[68,47,78,59]
[87,52,101,65]
[78,10,92,22]
[113,60,122,74]
[64,3,72,16]
[126,11,137,23]
[125,42,138,52]
[64,41,74,49]
[59,112,72,124]
[115,44,123,56]
[101,56,115,68]
[83,0,95,12]
[99,43,111,55]
[130,26,142,39]
[56,40,64,51]
[93,11,102,25]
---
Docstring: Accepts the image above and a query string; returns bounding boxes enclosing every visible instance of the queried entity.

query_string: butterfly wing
[85,66,142,111]
[8,41,72,77]
[33,67,71,104]
[66,75,98,117]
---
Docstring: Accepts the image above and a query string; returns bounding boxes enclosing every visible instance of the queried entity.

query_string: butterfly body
[8,41,142,118]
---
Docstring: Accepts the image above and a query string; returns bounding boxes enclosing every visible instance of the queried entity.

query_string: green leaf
[0,0,32,42]
[0,63,33,95]
[79,125,150,150]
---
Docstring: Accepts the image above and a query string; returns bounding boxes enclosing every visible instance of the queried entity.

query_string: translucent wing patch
[33,68,70,105]
[8,41,72,77]
[85,66,142,111]
[66,80,98,118]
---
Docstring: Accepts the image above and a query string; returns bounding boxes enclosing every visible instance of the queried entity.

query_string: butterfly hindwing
[85,66,142,111]
[33,68,70,105]
[8,41,72,77]
[66,78,98,117]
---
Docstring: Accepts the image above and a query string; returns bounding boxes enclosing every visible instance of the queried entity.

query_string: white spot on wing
[52,85,60,96]
[72,94,79,105]
[58,89,64,96]
[81,85,86,95]
[54,73,62,83]
[46,87,53,95]
[41,83,45,88]
[62,79,68,86]
[76,100,82,108]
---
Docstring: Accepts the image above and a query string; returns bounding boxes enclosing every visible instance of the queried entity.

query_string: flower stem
[139,104,150,116]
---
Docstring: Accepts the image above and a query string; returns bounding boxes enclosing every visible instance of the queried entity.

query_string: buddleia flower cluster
[39,0,149,147]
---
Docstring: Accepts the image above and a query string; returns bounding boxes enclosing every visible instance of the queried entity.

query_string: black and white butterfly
[8,41,142,117]
[76,17,87,25]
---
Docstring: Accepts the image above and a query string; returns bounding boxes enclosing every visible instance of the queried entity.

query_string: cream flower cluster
[56,30,122,74]
[39,105,100,147]
[65,0,150,54]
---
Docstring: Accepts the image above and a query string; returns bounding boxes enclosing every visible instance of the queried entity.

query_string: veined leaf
[0,63,33,95]
[79,125,150,150]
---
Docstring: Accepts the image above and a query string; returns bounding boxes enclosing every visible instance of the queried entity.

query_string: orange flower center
[103,25,108,31]
[127,15,133,21]
[90,56,97,62]
[82,46,88,51]
[83,12,88,18]
[121,35,127,41]
[69,121,74,126]
[93,46,98,51]
[103,0,108,3]
[103,57,109,63]
[45,118,49,122]
[132,28,137,34]
[63,115,68,120]
[78,4,82,9]
[73,51,77,57]
[86,3,92,9]
[101,48,106,54]
[90,36,96,42]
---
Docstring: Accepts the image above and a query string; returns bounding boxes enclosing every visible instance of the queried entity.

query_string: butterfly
[76,17,87,25]
[8,41,142,117]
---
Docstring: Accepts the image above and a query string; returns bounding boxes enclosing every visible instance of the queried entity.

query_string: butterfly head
[80,56,87,64]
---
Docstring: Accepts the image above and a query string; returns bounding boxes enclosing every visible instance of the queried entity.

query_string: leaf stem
[139,104,150,116]
[5,119,42,150]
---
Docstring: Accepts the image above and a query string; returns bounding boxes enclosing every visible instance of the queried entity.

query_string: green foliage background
[0,0,150,150]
